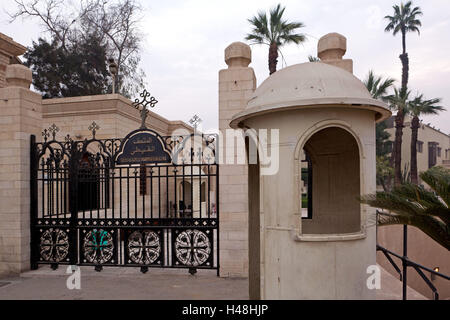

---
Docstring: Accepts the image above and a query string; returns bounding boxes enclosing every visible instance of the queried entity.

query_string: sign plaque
[116,131,171,164]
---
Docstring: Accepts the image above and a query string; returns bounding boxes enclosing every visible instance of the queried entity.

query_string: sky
[1,0,450,134]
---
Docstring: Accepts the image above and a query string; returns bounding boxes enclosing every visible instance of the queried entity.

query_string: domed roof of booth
[229,33,391,128]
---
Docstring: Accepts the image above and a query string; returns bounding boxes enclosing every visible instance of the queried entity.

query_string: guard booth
[229,33,391,299]
[30,93,219,275]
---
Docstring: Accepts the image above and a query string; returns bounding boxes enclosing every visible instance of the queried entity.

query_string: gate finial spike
[132,89,158,129]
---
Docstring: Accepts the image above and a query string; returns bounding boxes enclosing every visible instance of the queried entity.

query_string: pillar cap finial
[317,32,347,61]
[225,42,251,68]
[5,64,32,88]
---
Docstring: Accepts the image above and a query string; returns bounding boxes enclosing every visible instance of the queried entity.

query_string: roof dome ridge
[230,61,390,128]
[247,62,372,110]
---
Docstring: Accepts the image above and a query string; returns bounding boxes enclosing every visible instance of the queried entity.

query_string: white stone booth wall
[229,33,392,299]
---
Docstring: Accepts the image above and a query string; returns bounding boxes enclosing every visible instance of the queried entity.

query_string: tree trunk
[268,42,278,75]
[387,138,395,191]
[401,30,406,55]
[394,109,405,186]
[410,116,420,184]
[399,30,409,92]
[394,29,408,186]
[399,52,409,92]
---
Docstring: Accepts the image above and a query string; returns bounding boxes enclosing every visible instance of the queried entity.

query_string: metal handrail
[377,243,450,300]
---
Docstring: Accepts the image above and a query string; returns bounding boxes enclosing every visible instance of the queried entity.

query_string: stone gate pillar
[218,42,256,277]
[0,64,42,276]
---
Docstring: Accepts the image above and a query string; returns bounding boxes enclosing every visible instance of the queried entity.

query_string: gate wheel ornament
[39,228,69,262]
[175,229,211,266]
[83,229,114,264]
[127,230,161,265]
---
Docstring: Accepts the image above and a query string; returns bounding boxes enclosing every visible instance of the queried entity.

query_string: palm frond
[420,166,450,207]
[384,2,422,37]
[364,71,395,101]
[409,93,444,117]
[361,166,450,250]
[376,211,450,249]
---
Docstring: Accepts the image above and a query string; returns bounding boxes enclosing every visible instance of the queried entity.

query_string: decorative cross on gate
[88,121,100,139]
[42,124,60,142]
[42,129,50,142]
[189,114,202,133]
[48,124,59,140]
[132,89,158,129]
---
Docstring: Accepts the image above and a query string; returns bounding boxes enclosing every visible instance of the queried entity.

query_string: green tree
[375,121,392,157]
[408,94,444,183]
[377,155,394,191]
[361,166,450,250]
[24,36,109,98]
[79,0,145,97]
[384,1,422,92]
[9,0,145,98]
[245,3,306,75]
[364,71,395,189]
[363,71,395,156]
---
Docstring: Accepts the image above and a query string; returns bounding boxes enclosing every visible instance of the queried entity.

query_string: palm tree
[361,166,450,250]
[384,1,422,92]
[408,94,444,183]
[364,70,395,102]
[364,71,395,163]
[388,87,411,186]
[364,71,395,190]
[308,55,319,62]
[245,3,306,75]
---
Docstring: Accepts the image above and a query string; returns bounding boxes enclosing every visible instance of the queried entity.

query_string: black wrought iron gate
[30,121,219,275]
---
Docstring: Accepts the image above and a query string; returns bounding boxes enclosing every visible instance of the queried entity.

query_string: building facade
[385,115,450,174]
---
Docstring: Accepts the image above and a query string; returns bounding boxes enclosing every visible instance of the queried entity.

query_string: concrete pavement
[0,265,427,300]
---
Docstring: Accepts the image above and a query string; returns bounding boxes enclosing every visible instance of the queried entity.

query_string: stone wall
[41,94,185,139]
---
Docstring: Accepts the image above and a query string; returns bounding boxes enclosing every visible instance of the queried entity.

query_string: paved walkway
[0,265,426,300]
[0,267,248,300]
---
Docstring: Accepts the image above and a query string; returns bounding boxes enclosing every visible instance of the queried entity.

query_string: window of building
[428,142,438,168]
[299,127,360,234]
[417,141,423,153]
[437,147,442,158]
